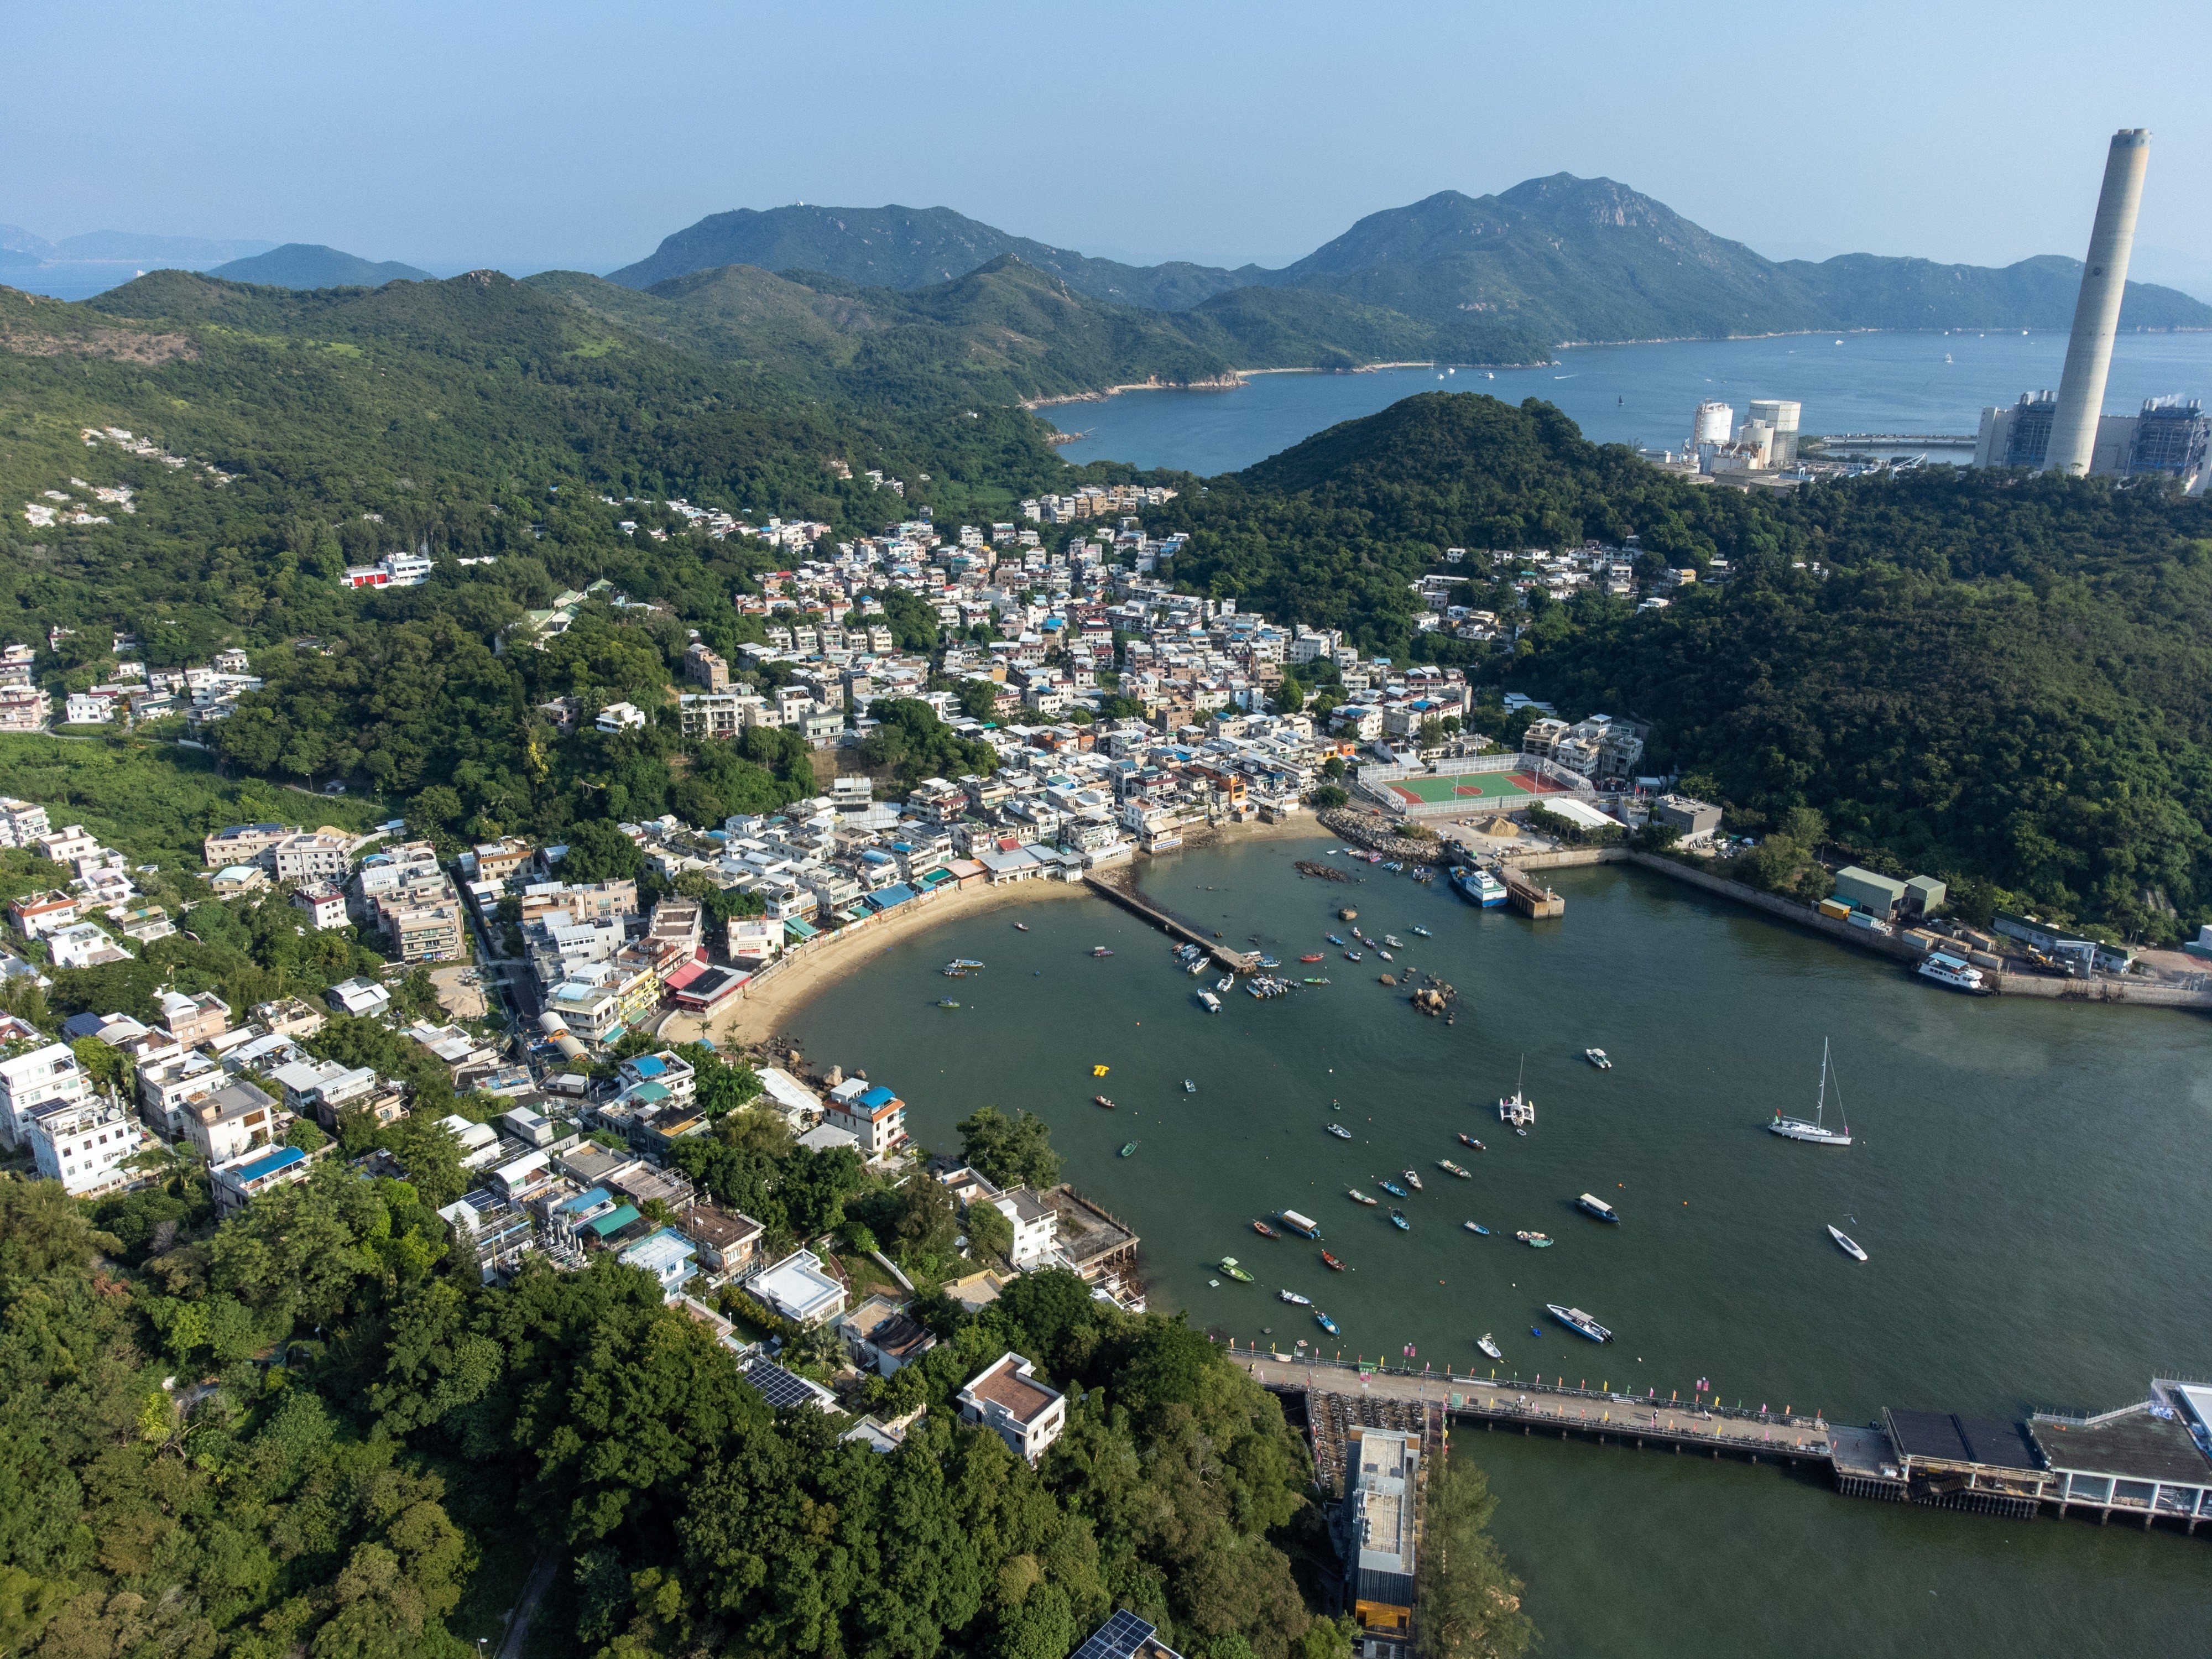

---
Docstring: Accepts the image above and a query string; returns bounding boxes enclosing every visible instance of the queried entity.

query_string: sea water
[782,833,2212,1657]
[1050,329,2212,476]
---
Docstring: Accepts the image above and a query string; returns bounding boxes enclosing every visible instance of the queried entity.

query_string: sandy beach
[666,816,1328,1055]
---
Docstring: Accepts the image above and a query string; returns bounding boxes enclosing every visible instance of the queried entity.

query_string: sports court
[1383,770,1568,806]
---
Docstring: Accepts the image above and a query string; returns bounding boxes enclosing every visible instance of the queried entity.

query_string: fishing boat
[1401,1169,1424,1191]
[1388,1209,1411,1231]
[1477,1333,1504,1360]
[1411,926,1432,938]
[935,998,960,1008]
[1458,1133,1487,1152]
[1119,1142,1138,1157]
[1280,1209,1321,1238]
[1348,1189,1378,1206]
[1438,1159,1470,1178]
[952,959,984,971]
[1013,922,1029,931]
[1546,1304,1613,1343]
[1585,1048,1613,1070]
[1321,1250,1345,1271]
[1299,953,1324,963]
[1251,1219,1277,1238]
[1376,949,1394,962]
[1277,1288,1312,1306]
[1301,977,1331,986]
[1770,1037,1852,1146]
[1463,1220,1490,1235]
[1326,934,1345,946]
[1219,1257,1254,1283]
[1384,935,1404,948]
[1917,952,1985,992]
[1183,1079,1197,1092]
[1198,991,1222,1013]
[1828,1224,1870,1261]
[1315,1312,1340,1335]
[1093,1094,1115,1109]
[1577,1192,1621,1223]
[1256,956,1281,969]
[941,966,968,978]
[1515,1230,1553,1248]
[1344,951,1363,962]
[1092,946,1114,957]
[1327,1124,1353,1139]
[1378,1180,1408,1198]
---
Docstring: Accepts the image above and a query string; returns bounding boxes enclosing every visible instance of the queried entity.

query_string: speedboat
[1384,935,1404,948]
[1411,926,1432,938]
[1438,1159,1470,1178]
[1376,949,1394,962]
[1119,1142,1137,1157]
[935,998,959,1008]
[1771,1037,1851,1146]
[1300,953,1324,963]
[1092,946,1114,957]
[1379,1180,1408,1198]
[1184,1079,1197,1092]
[1515,1230,1553,1248]
[1463,1220,1490,1235]
[1585,1048,1613,1070]
[1577,1192,1621,1223]
[1546,1304,1613,1343]
[1828,1224,1869,1261]
[1321,1251,1346,1271]
[1188,959,1206,976]
[1315,1312,1339,1335]
[1401,1168,1423,1191]
[1458,1134,1486,1151]
[1327,1124,1353,1139]
[1477,1333,1503,1360]
[1218,1257,1254,1283]
[1093,1095,1115,1109]
[1348,1189,1378,1206]
[1278,1288,1312,1306]
[952,959,984,971]
[1251,1219,1277,1238]
[1388,1210,1410,1231]
[1217,976,1235,994]
[1013,922,1029,932]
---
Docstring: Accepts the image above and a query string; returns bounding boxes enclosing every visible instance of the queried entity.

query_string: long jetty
[1083,869,1258,974]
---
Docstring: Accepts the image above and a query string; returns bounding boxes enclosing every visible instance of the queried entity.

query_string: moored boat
[1577,1192,1621,1223]
[1184,1078,1197,1092]
[1014,922,1029,931]
[1315,1311,1339,1335]
[1771,1037,1852,1146]
[1585,1047,1612,1070]
[1477,1333,1503,1360]
[1411,926,1432,937]
[1384,935,1404,948]
[1219,1257,1254,1283]
[1458,1133,1486,1151]
[1320,1251,1345,1271]
[936,998,960,1008]
[1401,1168,1423,1191]
[1277,1288,1312,1306]
[1198,990,1222,1013]
[1463,1220,1490,1235]
[1302,977,1331,985]
[1327,1124,1352,1139]
[1279,1209,1321,1238]
[1251,1219,1277,1238]
[1546,1303,1613,1343]
[1092,946,1114,957]
[1438,1159,1469,1178]
[1093,1094,1115,1109]
[1515,1230,1553,1248]
[1828,1224,1869,1261]
[1119,1142,1137,1157]
[1379,1180,1408,1198]
[1300,953,1324,963]
[1917,952,1985,992]
[1388,1209,1410,1230]
[1348,1189,1378,1206]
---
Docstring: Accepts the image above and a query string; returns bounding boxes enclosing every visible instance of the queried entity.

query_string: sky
[6,0,2209,292]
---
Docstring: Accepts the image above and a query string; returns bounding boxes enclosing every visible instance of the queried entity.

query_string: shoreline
[669,816,1331,1053]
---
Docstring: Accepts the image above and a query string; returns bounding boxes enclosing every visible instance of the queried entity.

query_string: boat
[1301,977,1331,986]
[1315,1311,1339,1335]
[1455,867,1507,908]
[1477,1333,1504,1360]
[1187,959,1206,976]
[952,959,984,971]
[1256,956,1281,969]
[941,966,968,977]
[935,996,962,1008]
[1013,922,1028,931]
[1384,935,1404,948]
[1299,953,1324,963]
[1463,1220,1490,1235]
[1585,1048,1613,1070]
[1577,1192,1621,1223]
[1546,1303,1614,1343]
[1092,946,1114,957]
[1918,952,1986,992]
[1327,1124,1353,1139]
[1401,1168,1423,1191]
[1219,1257,1254,1283]
[1378,1180,1408,1198]
[1498,1056,1535,1128]
[1321,1250,1345,1271]
[1198,991,1222,1013]
[1438,1159,1470,1178]
[1119,1142,1138,1157]
[1515,1230,1553,1248]
[1770,1037,1852,1146]
[1388,1209,1410,1231]
[1458,1133,1486,1152]
[1411,926,1432,938]
[1093,1094,1115,1109]
[1376,949,1394,962]
[1280,1209,1321,1238]
[1277,1288,1312,1306]
[1828,1224,1870,1261]
[1514,1127,1527,1138]
[1344,951,1363,962]
[1251,1219,1277,1238]
[1184,1079,1197,1092]
[1348,1189,1378,1206]
[1326,934,1345,946]
[1217,975,1235,994]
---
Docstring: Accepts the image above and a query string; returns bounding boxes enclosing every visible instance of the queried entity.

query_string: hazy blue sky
[7,0,2208,288]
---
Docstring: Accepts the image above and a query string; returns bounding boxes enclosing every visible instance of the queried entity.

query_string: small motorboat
[1438,1159,1470,1178]
[1348,1189,1378,1206]
[1388,1210,1411,1231]
[935,998,960,1008]
[1401,1168,1424,1191]
[1302,977,1331,985]
[1315,1312,1340,1335]
[1327,1124,1353,1139]
[1251,1219,1277,1238]
[1828,1224,1869,1261]
[1217,976,1235,994]
[1379,1180,1408,1198]
[1463,1220,1491,1235]
[1384,935,1404,948]
[1326,935,1345,946]
[1093,1095,1115,1109]
[1219,1257,1254,1283]
[1514,1127,1528,1138]
[1300,953,1324,963]
[951,959,984,971]
[1516,1230,1553,1248]
[1411,926,1432,937]
[1344,951,1363,962]
[1014,922,1029,932]
[1321,1251,1346,1271]
[1458,1134,1487,1152]
[1477,1333,1503,1360]
[1256,956,1281,969]
[1183,1079,1197,1093]
[1547,1304,1613,1343]
[1376,948,1394,961]
[1585,1047,1612,1070]
[1092,946,1114,957]
[1278,1288,1312,1306]
[1578,1192,1622,1223]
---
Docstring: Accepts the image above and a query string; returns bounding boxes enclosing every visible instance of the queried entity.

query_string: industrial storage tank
[1689,400,1733,447]
[1746,399,1801,465]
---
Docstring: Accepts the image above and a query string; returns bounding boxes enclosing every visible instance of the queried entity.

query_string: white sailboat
[1770,1037,1851,1146]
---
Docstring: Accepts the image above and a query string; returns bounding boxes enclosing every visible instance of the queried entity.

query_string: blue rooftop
[629,1055,667,1077]
[868,884,917,910]
[857,1084,899,1109]
[562,1186,612,1213]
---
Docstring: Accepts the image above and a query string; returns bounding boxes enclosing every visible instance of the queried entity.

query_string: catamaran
[1770,1037,1851,1146]
[1498,1055,1535,1128]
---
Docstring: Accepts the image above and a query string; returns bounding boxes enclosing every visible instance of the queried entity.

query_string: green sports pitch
[1384,771,1550,805]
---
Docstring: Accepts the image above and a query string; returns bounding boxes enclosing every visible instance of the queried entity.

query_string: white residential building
[0,1040,91,1149]
[29,1094,149,1197]
[957,1352,1067,1464]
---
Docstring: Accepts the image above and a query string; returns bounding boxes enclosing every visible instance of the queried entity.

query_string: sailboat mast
[1815,1037,1829,1128]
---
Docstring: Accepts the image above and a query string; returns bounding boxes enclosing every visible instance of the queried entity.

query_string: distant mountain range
[0,226,281,300]
[207,244,431,288]
[611,175,2212,343]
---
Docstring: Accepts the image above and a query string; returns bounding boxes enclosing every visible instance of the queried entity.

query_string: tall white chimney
[2046,129,2151,476]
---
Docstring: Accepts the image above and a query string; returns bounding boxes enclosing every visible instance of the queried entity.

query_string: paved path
[496,1552,561,1659]
[1227,1348,1832,1457]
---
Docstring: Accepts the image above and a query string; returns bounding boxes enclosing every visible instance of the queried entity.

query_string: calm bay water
[1051,330,2212,474]
[784,832,2212,1657]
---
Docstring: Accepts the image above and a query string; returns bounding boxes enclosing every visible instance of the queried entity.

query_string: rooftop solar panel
[1070,1609,1171,1659]
[740,1355,825,1411]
